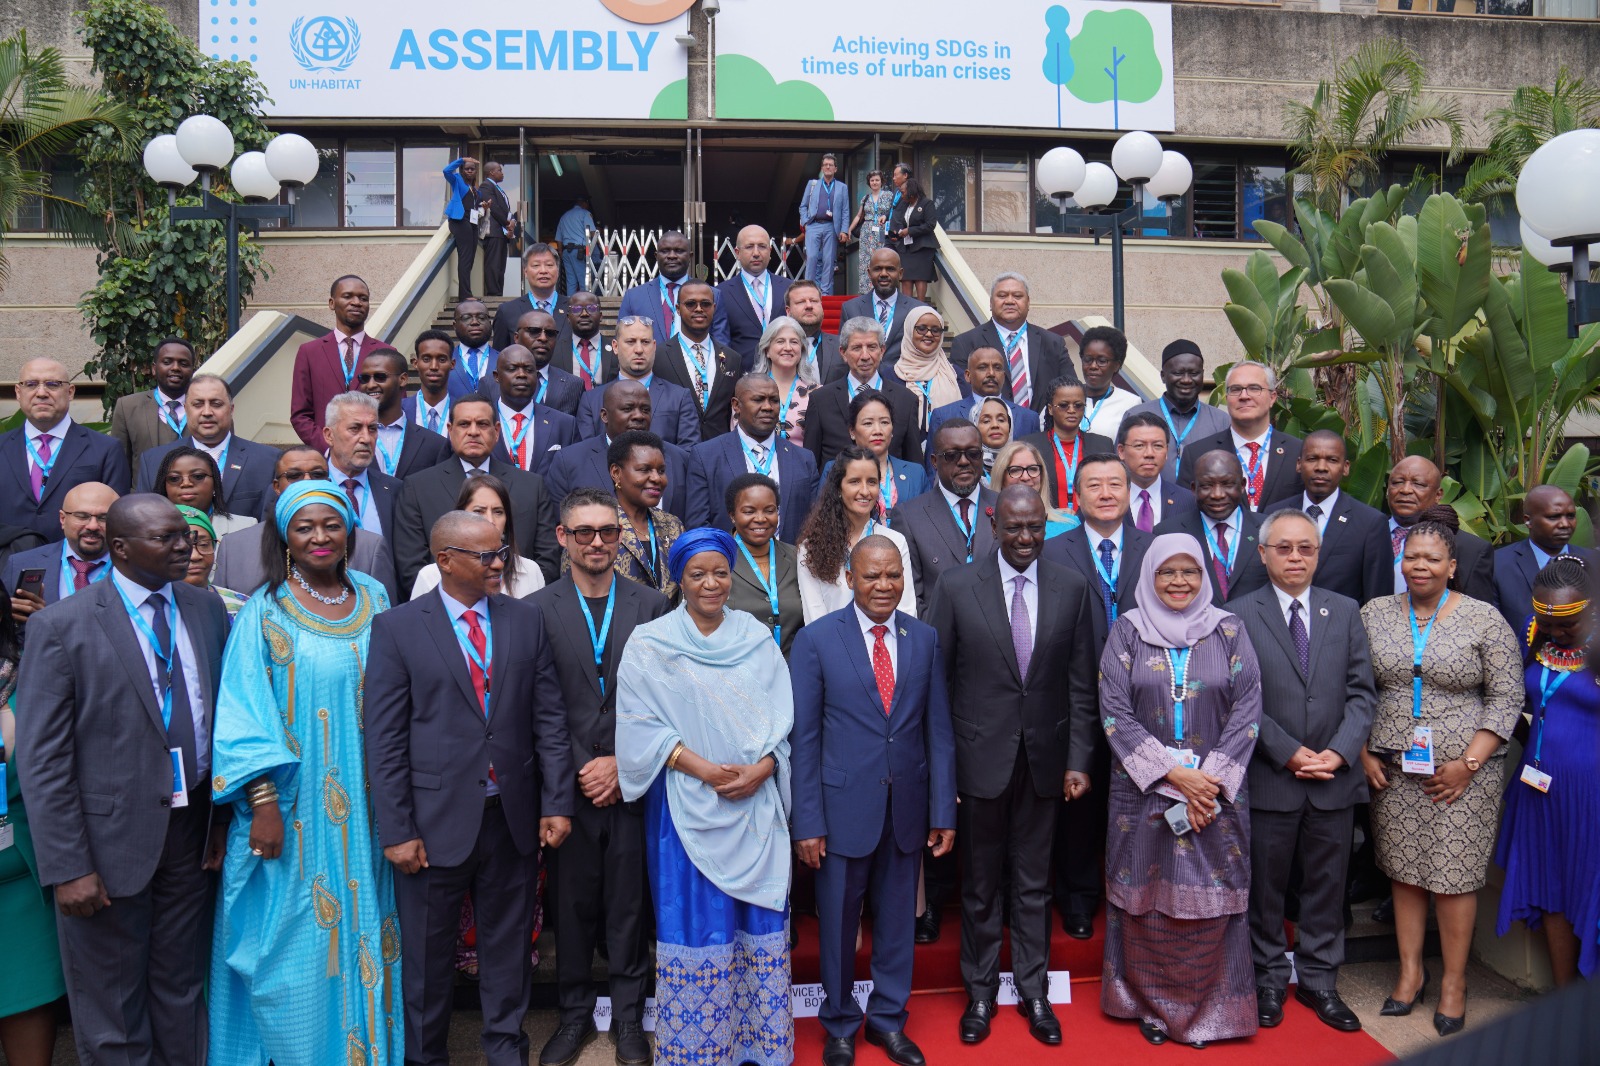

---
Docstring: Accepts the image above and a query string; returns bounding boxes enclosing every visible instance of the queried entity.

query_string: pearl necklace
[291,565,350,605]
[1166,647,1191,704]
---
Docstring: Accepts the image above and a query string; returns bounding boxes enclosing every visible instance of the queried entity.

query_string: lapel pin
[1275,446,1285,455]
[1337,515,1348,523]
[1319,607,1329,617]
[229,463,241,470]
[898,627,908,637]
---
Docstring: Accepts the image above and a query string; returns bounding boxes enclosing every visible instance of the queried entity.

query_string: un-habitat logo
[291,16,361,72]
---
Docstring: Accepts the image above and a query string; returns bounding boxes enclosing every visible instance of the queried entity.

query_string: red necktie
[69,556,100,592]
[663,281,678,330]
[578,338,595,389]
[462,609,490,715]
[342,478,362,524]
[512,413,527,468]
[1245,441,1264,508]
[871,624,895,716]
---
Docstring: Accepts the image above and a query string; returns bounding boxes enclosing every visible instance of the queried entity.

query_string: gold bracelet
[667,742,686,772]
[248,790,279,809]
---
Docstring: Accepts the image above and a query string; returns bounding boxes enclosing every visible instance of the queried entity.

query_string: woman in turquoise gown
[207,481,399,1066]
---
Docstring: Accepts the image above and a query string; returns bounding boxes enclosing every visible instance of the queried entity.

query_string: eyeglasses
[562,524,623,544]
[1005,464,1044,479]
[165,470,213,485]
[18,379,69,392]
[1155,567,1204,580]
[912,324,945,337]
[190,536,215,554]
[934,447,985,464]
[519,326,562,338]
[63,511,110,524]
[1224,383,1271,397]
[1263,542,1319,557]
[356,371,393,384]
[1051,399,1086,412]
[443,544,512,566]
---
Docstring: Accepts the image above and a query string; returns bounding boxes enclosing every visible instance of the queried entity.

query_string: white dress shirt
[855,603,899,675]
[438,585,498,795]
[111,567,209,776]
[736,425,781,486]
[461,456,492,475]
[416,394,450,432]
[1080,385,1140,441]
[498,400,537,470]
[996,323,1029,365]
[1230,426,1272,509]
[1272,583,1313,644]
[25,414,71,450]
[329,462,382,536]
[997,553,1039,642]
[1389,517,1406,594]
[57,542,109,602]
[938,480,982,545]
[1130,480,1164,528]
[193,432,233,479]
[1300,488,1339,535]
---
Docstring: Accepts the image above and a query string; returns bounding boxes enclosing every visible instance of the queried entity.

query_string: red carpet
[820,294,851,335]
[794,985,1395,1064]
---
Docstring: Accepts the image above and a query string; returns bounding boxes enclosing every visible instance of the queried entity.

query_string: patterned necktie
[29,433,53,501]
[165,399,184,431]
[1136,489,1154,533]
[148,592,197,784]
[958,497,972,534]
[1004,329,1030,408]
[877,298,891,326]
[342,478,362,526]
[466,347,481,383]
[1391,524,1408,554]
[1010,575,1032,679]
[578,338,596,389]
[512,413,528,468]
[689,342,708,408]
[663,281,678,330]
[1245,441,1264,508]
[342,337,357,383]
[1212,520,1231,598]
[870,624,895,715]
[1098,538,1117,627]
[427,407,441,434]
[1289,599,1310,675]
[462,609,490,716]
[1307,503,1323,524]
[69,556,100,592]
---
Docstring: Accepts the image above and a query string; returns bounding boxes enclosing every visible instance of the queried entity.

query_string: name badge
[469,208,481,225]
[0,762,10,851]
[169,748,189,808]
[0,820,11,852]
[1166,746,1200,770]
[1401,726,1435,776]
[1520,764,1553,793]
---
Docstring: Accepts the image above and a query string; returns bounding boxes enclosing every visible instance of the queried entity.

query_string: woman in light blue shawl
[207,481,399,1066]
[617,527,795,1066]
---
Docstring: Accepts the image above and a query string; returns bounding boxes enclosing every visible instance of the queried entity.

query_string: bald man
[1493,484,1596,630]
[1384,455,1495,603]
[713,225,792,371]
[1,358,131,541]
[3,481,119,622]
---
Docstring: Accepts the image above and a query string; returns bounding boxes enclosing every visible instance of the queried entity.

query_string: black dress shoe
[1140,1021,1168,1045]
[865,1027,925,1066]
[539,1020,598,1066]
[1257,986,1285,1028]
[1017,998,1062,1045]
[1372,895,1395,924]
[822,1035,855,1066]
[1379,968,1429,1017]
[612,1021,651,1065]
[1433,1010,1466,1037]
[1062,912,1094,939]
[914,909,941,944]
[1189,1040,1209,1050]
[1295,988,1361,1032]
[959,999,995,1044]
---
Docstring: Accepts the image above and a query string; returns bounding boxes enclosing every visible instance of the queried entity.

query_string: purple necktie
[69,556,100,592]
[1289,599,1310,675]
[1010,575,1032,679]
[1212,521,1231,598]
[1136,489,1154,533]
[29,434,53,501]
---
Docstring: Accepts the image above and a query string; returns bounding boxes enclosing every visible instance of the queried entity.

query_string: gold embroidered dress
[208,572,400,1066]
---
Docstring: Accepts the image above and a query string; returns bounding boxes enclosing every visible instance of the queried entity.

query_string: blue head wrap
[274,479,355,539]
[667,526,738,585]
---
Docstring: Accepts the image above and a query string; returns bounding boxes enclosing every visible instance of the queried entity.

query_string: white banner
[712,0,1174,132]
[201,0,690,118]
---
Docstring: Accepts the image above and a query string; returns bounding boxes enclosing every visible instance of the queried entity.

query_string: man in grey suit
[109,338,196,467]
[16,494,230,1066]
[211,446,400,602]
[1233,508,1374,1034]
[3,481,119,624]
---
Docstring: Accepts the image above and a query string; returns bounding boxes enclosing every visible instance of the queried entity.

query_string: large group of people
[1,241,1596,1066]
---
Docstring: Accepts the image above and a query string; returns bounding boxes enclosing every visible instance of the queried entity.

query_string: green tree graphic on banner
[1067,8,1163,129]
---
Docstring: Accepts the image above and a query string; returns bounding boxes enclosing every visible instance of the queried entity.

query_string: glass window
[981,151,1030,232]
[929,151,975,233]
[291,138,340,228]
[345,139,396,227]
[8,158,82,231]
[401,144,451,227]
[1190,160,1239,241]
[1241,164,1290,240]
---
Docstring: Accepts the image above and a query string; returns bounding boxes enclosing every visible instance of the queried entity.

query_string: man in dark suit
[926,347,1035,451]
[890,420,996,619]
[365,510,575,1066]
[392,394,560,595]
[786,279,846,383]
[1156,450,1269,606]
[840,249,927,363]
[491,243,568,351]
[791,536,957,1066]
[551,290,614,391]
[17,494,229,1066]
[1123,339,1231,480]
[499,308,587,418]
[948,273,1070,414]
[449,298,500,400]
[712,225,791,371]
[576,318,700,447]
[134,373,276,520]
[323,391,402,545]
[211,446,400,602]
[478,161,513,298]
[2,358,131,541]
[1385,456,1496,602]
[357,348,452,480]
[686,375,819,543]
[1041,454,1152,939]
[1234,509,1375,1033]
[1494,485,1594,630]
[1264,429,1390,604]
[290,275,382,451]
[3,481,118,624]
[531,489,671,1066]
[1116,411,1197,533]
[1022,377,1114,510]
[548,379,691,520]
[109,338,195,467]
[657,279,739,441]
[803,318,923,468]
[616,230,692,345]
[928,487,1098,1047]
[405,330,457,435]
[1176,361,1303,510]
[481,344,579,476]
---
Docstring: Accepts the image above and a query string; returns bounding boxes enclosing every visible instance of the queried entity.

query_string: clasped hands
[1286,746,1346,781]
[1165,765,1223,832]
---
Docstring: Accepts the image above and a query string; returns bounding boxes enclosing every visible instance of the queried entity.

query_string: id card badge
[169,749,189,808]
[0,762,10,851]
[1166,747,1200,770]
[1401,726,1435,776]
[469,208,481,225]
[1520,764,1553,793]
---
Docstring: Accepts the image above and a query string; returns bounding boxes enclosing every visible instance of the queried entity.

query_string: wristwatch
[1463,756,1482,773]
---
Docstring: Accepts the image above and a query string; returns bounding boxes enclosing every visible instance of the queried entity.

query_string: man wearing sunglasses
[356,349,451,479]
[1176,361,1303,511]
[133,373,278,520]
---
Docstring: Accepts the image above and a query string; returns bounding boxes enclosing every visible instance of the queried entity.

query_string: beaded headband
[1532,597,1591,618]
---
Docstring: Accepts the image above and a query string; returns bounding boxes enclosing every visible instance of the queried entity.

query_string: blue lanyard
[375,421,405,477]
[25,432,61,486]
[738,433,775,476]
[574,341,602,383]
[576,580,617,694]
[659,277,680,333]
[535,375,549,405]
[878,464,899,519]
[500,407,534,467]
[818,178,835,206]
[776,375,799,435]
[1092,538,1120,621]
[637,515,660,585]
[113,580,178,730]
[1407,590,1449,718]
[420,395,451,431]
[60,543,109,594]
[946,493,976,563]
[208,439,230,480]
[680,337,715,407]
[847,374,882,400]
[1049,432,1081,512]
[1083,389,1109,433]
[459,345,485,383]
[1167,647,1191,743]
[1203,508,1242,576]
[737,537,782,645]
[911,380,932,431]
[154,391,187,436]
[452,608,493,715]
[1532,665,1573,767]
[1158,396,1198,451]
[740,274,770,325]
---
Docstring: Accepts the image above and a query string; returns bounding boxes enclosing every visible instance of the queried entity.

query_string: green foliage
[74,0,272,412]
[0,30,138,282]
[1065,9,1163,127]
[1461,69,1600,206]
